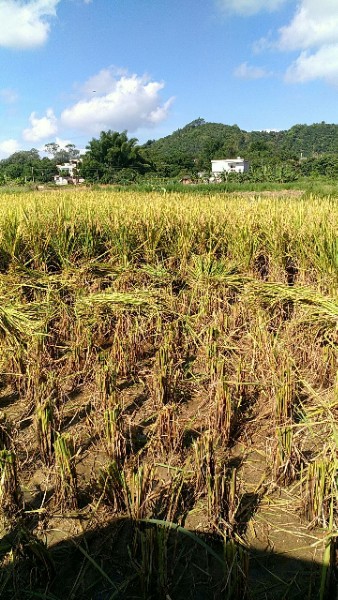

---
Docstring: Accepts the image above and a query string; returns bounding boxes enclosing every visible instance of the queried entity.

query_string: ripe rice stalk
[192,431,216,496]
[274,425,301,485]
[152,331,180,405]
[211,364,233,444]
[31,371,60,464]
[131,525,170,600]
[0,300,45,347]
[127,464,159,520]
[75,290,159,317]
[274,355,295,425]
[98,461,159,519]
[0,449,22,516]
[54,433,78,510]
[24,360,42,405]
[110,314,147,377]
[319,496,337,600]
[206,325,220,381]
[302,454,337,527]
[5,347,27,397]
[207,465,238,537]
[273,356,302,483]
[97,459,127,513]
[7,525,55,587]
[95,353,117,404]
[248,281,338,330]
[190,254,249,291]
[150,403,181,455]
[161,471,187,524]
[103,403,126,465]
[35,398,56,465]
[223,539,249,600]
[209,358,246,445]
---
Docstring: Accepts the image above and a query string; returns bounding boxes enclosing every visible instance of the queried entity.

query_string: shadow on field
[0,515,336,600]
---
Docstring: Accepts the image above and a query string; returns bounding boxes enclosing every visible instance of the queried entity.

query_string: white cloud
[0,88,18,103]
[234,62,271,79]
[0,138,20,157]
[278,0,338,51]
[0,0,59,49]
[285,44,338,84]
[61,69,174,134]
[54,136,72,148]
[23,108,58,141]
[277,0,338,84]
[217,0,288,16]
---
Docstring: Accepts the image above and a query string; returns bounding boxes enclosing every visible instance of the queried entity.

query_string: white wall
[211,159,249,174]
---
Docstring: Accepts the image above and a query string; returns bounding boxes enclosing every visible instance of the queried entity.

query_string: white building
[54,160,85,185]
[211,157,249,176]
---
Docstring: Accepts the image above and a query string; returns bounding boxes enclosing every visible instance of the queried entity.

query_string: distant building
[211,157,249,177]
[54,160,85,185]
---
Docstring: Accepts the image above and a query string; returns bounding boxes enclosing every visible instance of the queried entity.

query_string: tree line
[2,120,338,185]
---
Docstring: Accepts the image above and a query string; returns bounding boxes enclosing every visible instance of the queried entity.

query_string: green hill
[141,119,338,176]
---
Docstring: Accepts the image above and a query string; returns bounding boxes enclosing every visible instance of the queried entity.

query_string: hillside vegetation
[142,119,338,178]
[3,121,338,185]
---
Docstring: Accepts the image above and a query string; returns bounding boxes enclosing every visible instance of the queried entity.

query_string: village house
[211,157,249,179]
[53,160,85,186]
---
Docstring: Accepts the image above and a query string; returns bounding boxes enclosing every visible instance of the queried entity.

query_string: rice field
[0,189,337,599]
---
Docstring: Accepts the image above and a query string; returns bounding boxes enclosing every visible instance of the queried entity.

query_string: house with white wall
[54,160,84,185]
[211,157,249,178]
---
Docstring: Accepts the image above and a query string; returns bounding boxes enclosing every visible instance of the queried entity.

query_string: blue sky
[1,0,338,157]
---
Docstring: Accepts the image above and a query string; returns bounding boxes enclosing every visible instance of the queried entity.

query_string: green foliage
[3,120,338,187]
[0,149,56,184]
[80,130,151,183]
[44,142,80,163]
[142,119,338,182]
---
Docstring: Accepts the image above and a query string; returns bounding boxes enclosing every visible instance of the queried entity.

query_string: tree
[44,142,80,163]
[0,149,43,183]
[44,142,59,158]
[65,144,80,161]
[80,130,150,183]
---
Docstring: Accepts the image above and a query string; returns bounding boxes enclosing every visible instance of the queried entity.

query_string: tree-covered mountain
[141,119,338,176]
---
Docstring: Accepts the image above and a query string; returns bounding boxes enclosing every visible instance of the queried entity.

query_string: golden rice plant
[98,461,160,519]
[95,353,117,405]
[210,361,233,445]
[274,424,301,485]
[150,403,181,455]
[223,540,249,600]
[302,453,337,528]
[273,355,302,483]
[103,403,126,465]
[35,398,56,465]
[151,329,181,405]
[131,525,170,600]
[207,465,238,537]
[54,433,78,510]
[206,324,220,381]
[192,431,216,496]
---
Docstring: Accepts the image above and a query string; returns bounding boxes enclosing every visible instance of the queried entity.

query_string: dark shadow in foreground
[0,517,336,600]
